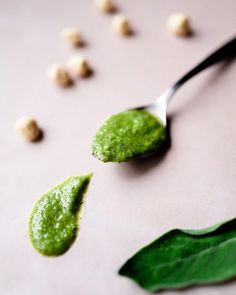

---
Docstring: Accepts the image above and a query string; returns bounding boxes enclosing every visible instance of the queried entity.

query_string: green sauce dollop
[92,110,166,163]
[28,174,92,256]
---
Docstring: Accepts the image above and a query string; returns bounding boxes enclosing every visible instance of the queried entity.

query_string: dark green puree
[28,174,92,256]
[92,110,166,162]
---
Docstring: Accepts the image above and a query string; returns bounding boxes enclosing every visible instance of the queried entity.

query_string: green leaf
[119,218,236,292]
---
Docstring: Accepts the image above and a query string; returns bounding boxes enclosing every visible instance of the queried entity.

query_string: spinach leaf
[119,218,236,292]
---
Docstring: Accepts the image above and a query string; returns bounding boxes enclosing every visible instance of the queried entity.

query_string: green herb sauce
[92,110,166,162]
[28,174,92,256]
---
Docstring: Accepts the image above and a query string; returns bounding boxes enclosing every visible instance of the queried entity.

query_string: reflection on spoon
[92,37,236,163]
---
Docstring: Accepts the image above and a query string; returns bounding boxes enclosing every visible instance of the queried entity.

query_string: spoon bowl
[92,37,236,163]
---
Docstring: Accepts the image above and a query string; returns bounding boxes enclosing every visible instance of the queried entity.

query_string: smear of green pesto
[92,110,166,163]
[28,174,92,256]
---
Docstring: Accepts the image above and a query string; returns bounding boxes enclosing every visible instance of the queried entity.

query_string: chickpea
[68,56,91,78]
[15,117,41,142]
[167,13,191,37]
[112,15,132,36]
[96,0,115,13]
[48,64,72,87]
[62,28,82,46]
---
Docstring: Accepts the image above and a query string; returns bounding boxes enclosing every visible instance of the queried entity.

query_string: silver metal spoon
[135,37,236,126]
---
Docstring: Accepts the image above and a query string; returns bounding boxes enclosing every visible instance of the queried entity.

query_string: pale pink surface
[0,0,236,294]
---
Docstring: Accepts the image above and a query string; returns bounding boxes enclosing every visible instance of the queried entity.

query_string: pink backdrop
[0,0,236,294]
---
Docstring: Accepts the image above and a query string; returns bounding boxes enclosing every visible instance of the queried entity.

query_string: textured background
[0,0,236,294]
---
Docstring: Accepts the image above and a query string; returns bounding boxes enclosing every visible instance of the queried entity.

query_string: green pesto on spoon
[92,37,236,163]
[28,174,92,256]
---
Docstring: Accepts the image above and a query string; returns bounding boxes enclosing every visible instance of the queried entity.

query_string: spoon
[136,37,236,126]
[92,37,236,163]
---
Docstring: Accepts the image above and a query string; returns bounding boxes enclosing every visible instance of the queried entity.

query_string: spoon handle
[173,36,236,90]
